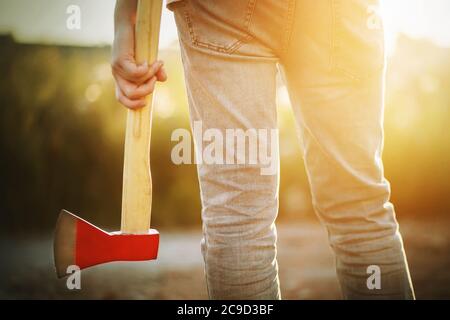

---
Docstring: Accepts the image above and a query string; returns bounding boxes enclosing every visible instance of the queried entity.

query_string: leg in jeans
[171,0,415,299]
[280,0,415,299]
[172,0,282,299]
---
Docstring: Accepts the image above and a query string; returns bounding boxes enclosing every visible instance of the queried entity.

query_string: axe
[54,0,163,278]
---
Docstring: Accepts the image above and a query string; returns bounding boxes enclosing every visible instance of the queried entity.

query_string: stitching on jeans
[182,0,257,54]
[330,0,337,73]
[281,0,295,55]
[181,1,197,46]
[244,0,257,31]
[227,0,257,54]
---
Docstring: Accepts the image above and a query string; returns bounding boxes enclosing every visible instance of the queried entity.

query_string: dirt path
[1,219,449,299]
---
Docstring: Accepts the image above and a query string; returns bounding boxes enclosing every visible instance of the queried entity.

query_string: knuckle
[122,85,132,95]
[111,58,122,70]
[115,89,121,101]
[128,69,139,77]
[129,92,139,99]
[150,66,159,75]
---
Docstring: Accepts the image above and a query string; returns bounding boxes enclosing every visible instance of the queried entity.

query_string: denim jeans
[169,0,415,299]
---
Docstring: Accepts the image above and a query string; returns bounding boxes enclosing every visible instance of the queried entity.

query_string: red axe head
[53,210,159,278]
[54,0,164,279]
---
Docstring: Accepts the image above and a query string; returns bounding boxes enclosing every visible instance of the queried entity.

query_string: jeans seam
[330,0,337,74]
[281,0,296,55]
[202,227,212,298]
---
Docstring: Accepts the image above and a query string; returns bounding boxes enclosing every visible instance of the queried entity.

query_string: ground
[1,218,449,299]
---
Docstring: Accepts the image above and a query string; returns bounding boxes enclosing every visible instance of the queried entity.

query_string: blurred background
[0,0,449,299]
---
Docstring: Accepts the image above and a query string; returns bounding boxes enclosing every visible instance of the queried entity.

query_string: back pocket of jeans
[178,0,256,54]
[331,0,385,81]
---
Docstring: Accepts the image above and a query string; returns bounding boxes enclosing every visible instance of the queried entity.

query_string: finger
[114,75,137,98]
[118,60,164,84]
[119,58,149,81]
[136,61,164,84]
[114,74,157,100]
[156,67,167,82]
[115,86,147,109]
[148,60,164,78]
[127,77,157,100]
[133,60,164,84]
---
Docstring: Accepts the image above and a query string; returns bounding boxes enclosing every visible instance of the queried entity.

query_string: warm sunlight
[0,0,449,50]
[1,0,450,301]
[381,0,450,49]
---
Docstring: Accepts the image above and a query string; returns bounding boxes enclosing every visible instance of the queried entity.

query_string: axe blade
[53,210,159,278]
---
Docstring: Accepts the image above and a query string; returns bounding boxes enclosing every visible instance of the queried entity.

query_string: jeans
[169,0,415,299]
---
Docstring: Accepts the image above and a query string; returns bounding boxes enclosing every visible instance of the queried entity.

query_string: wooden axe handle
[121,0,163,234]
